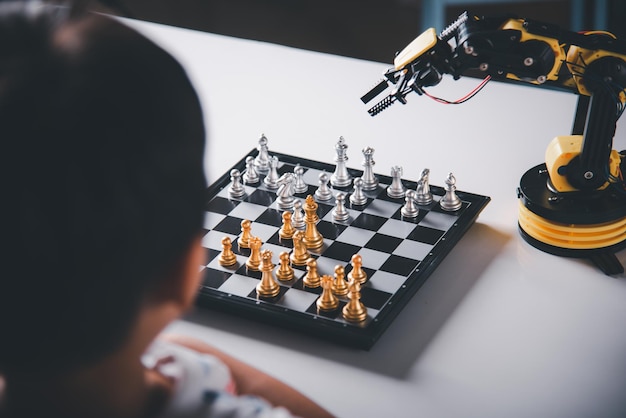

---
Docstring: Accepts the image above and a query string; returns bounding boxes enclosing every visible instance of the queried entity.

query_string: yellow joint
[518,201,626,249]
[545,135,621,193]
[394,28,438,70]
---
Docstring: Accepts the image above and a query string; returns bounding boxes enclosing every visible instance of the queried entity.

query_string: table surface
[126,18,626,418]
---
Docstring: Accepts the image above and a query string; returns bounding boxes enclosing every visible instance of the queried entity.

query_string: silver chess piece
[332,192,350,222]
[387,165,406,199]
[330,136,352,187]
[415,168,433,205]
[263,155,280,189]
[440,172,463,211]
[349,177,368,206]
[314,172,333,201]
[360,146,378,191]
[292,199,306,229]
[401,190,419,218]
[243,156,260,184]
[254,133,271,173]
[293,164,308,193]
[228,169,246,198]
[276,172,296,210]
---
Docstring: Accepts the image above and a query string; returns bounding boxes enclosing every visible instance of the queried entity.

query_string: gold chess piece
[303,195,324,250]
[238,219,252,249]
[347,254,367,284]
[332,265,349,296]
[256,250,281,298]
[342,279,368,322]
[290,230,310,266]
[275,251,294,281]
[278,211,295,239]
[303,258,321,288]
[218,236,238,267]
[316,275,339,311]
[246,236,262,271]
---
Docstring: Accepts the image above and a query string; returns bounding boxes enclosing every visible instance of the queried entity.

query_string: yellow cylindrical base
[518,201,626,250]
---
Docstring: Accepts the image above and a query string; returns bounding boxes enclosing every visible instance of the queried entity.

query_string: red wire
[422,75,491,104]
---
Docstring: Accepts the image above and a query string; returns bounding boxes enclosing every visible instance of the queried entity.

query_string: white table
[127,18,626,418]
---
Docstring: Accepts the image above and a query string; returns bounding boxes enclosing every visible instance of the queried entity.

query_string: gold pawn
[316,275,339,311]
[347,254,367,284]
[218,236,238,266]
[256,250,281,298]
[290,230,310,266]
[303,258,321,288]
[238,219,252,249]
[303,195,324,250]
[246,236,262,271]
[342,279,367,322]
[332,265,349,296]
[275,251,294,281]
[278,211,295,239]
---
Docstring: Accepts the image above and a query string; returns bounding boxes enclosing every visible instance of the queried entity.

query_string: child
[0,2,334,417]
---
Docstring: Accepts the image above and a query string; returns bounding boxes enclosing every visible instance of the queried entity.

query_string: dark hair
[0,2,206,375]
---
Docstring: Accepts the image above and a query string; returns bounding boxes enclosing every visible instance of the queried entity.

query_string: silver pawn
[243,156,260,184]
[293,164,308,193]
[440,172,463,211]
[332,192,350,222]
[415,168,433,205]
[401,190,419,218]
[254,133,270,173]
[387,165,406,199]
[349,177,368,206]
[314,172,333,201]
[292,199,306,229]
[228,169,246,198]
[330,136,352,187]
[263,155,280,189]
[276,172,295,210]
[360,146,378,191]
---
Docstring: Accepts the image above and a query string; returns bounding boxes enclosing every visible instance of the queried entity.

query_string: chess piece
[347,254,367,284]
[303,195,324,250]
[292,199,305,229]
[440,172,462,211]
[246,236,262,271]
[330,136,352,187]
[401,190,420,218]
[332,192,350,222]
[263,155,280,189]
[275,251,294,281]
[415,168,433,205]
[238,219,252,249]
[387,165,406,199]
[316,275,339,311]
[293,164,308,193]
[303,258,321,288]
[349,177,368,206]
[278,211,295,239]
[276,172,296,209]
[254,133,270,173]
[342,279,368,322]
[228,169,246,198]
[243,156,260,184]
[314,172,333,201]
[290,230,310,266]
[332,265,349,296]
[218,236,237,266]
[360,146,378,191]
[256,250,281,298]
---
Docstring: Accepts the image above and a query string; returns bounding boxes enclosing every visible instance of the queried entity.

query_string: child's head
[0,2,206,376]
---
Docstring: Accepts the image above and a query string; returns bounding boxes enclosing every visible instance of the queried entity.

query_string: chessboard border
[195,148,490,349]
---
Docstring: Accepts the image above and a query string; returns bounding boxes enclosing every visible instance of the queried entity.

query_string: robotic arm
[362,12,626,274]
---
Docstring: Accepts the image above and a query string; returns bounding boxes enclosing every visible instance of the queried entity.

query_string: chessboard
[196,141,490,349]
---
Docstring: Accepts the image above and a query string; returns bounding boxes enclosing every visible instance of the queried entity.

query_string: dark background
[91,0,625,63]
